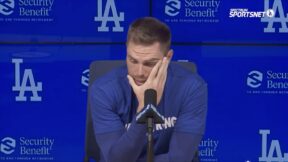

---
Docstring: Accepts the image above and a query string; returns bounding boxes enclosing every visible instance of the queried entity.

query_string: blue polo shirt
[90,63,207,162]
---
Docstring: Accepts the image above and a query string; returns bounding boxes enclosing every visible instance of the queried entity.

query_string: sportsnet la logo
[0,0,14,15]
[12,59,42,102]
[165,0,181,16]
[94,0,124,32]
[261,0,288,33]
[247,70,263,88]
[0,137,16,155]
[259,130,288,162]
[229,8,274,18]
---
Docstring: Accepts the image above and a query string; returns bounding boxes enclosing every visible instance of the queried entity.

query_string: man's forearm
[96,118,147,162]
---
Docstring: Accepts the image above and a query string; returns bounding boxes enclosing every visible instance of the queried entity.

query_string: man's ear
[166,49,174,59]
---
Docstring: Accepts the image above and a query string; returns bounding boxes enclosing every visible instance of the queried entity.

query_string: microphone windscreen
[144,89,157,106]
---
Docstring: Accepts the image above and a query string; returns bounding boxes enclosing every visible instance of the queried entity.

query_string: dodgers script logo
[165,0,181,16]
[261,0,288,33]
[94,0,124,32]
[0,137,16,155]
[0,0,14,15]
[259,130,288,162]
[247,70,263,88]
[12,59,42,102]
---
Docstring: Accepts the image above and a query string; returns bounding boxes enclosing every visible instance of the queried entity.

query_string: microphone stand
[137,104,164,162]
[147,117,154,162]
[136,89,164,162]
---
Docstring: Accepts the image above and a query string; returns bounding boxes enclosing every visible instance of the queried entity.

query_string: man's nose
[136,64,144,76]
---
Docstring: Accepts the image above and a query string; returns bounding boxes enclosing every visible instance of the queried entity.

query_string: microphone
[136,89,164,124]
[136,89,164,162]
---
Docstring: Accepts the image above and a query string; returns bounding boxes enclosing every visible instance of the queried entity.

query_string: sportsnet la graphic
[94,0,124,32]
[229,0,288,33]
[164,0,221,24]
[229,8,274,18]
[0,0,54,22]
[259,130,288,162]
[0,136,55,161]
[246,70,288,95]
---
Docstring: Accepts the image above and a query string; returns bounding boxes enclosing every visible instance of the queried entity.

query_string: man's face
[126,42,165,86]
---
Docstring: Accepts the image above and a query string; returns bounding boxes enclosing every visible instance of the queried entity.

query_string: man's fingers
[147,60,162,81]
[163,57,171,72]
[157,57,169,80]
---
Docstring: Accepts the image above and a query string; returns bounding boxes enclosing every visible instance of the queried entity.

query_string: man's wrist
[137,103,144,113]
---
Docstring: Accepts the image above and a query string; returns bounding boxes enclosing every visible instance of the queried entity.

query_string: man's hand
[127,57,170,112]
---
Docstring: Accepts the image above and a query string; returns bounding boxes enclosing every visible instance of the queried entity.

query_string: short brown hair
[127,17,171,53]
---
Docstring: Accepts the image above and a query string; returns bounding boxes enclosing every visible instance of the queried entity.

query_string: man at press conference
[90,17,207,162]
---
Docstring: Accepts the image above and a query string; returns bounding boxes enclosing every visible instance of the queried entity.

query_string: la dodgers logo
[94,0,124,32]
[259,130,288,162]
[261,0,288,33]
[12,59,42,102]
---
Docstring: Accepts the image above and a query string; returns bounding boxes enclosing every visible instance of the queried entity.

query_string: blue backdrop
[1,0,288,162]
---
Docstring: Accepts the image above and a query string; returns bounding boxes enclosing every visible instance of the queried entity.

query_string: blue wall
[1,0,288,161]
